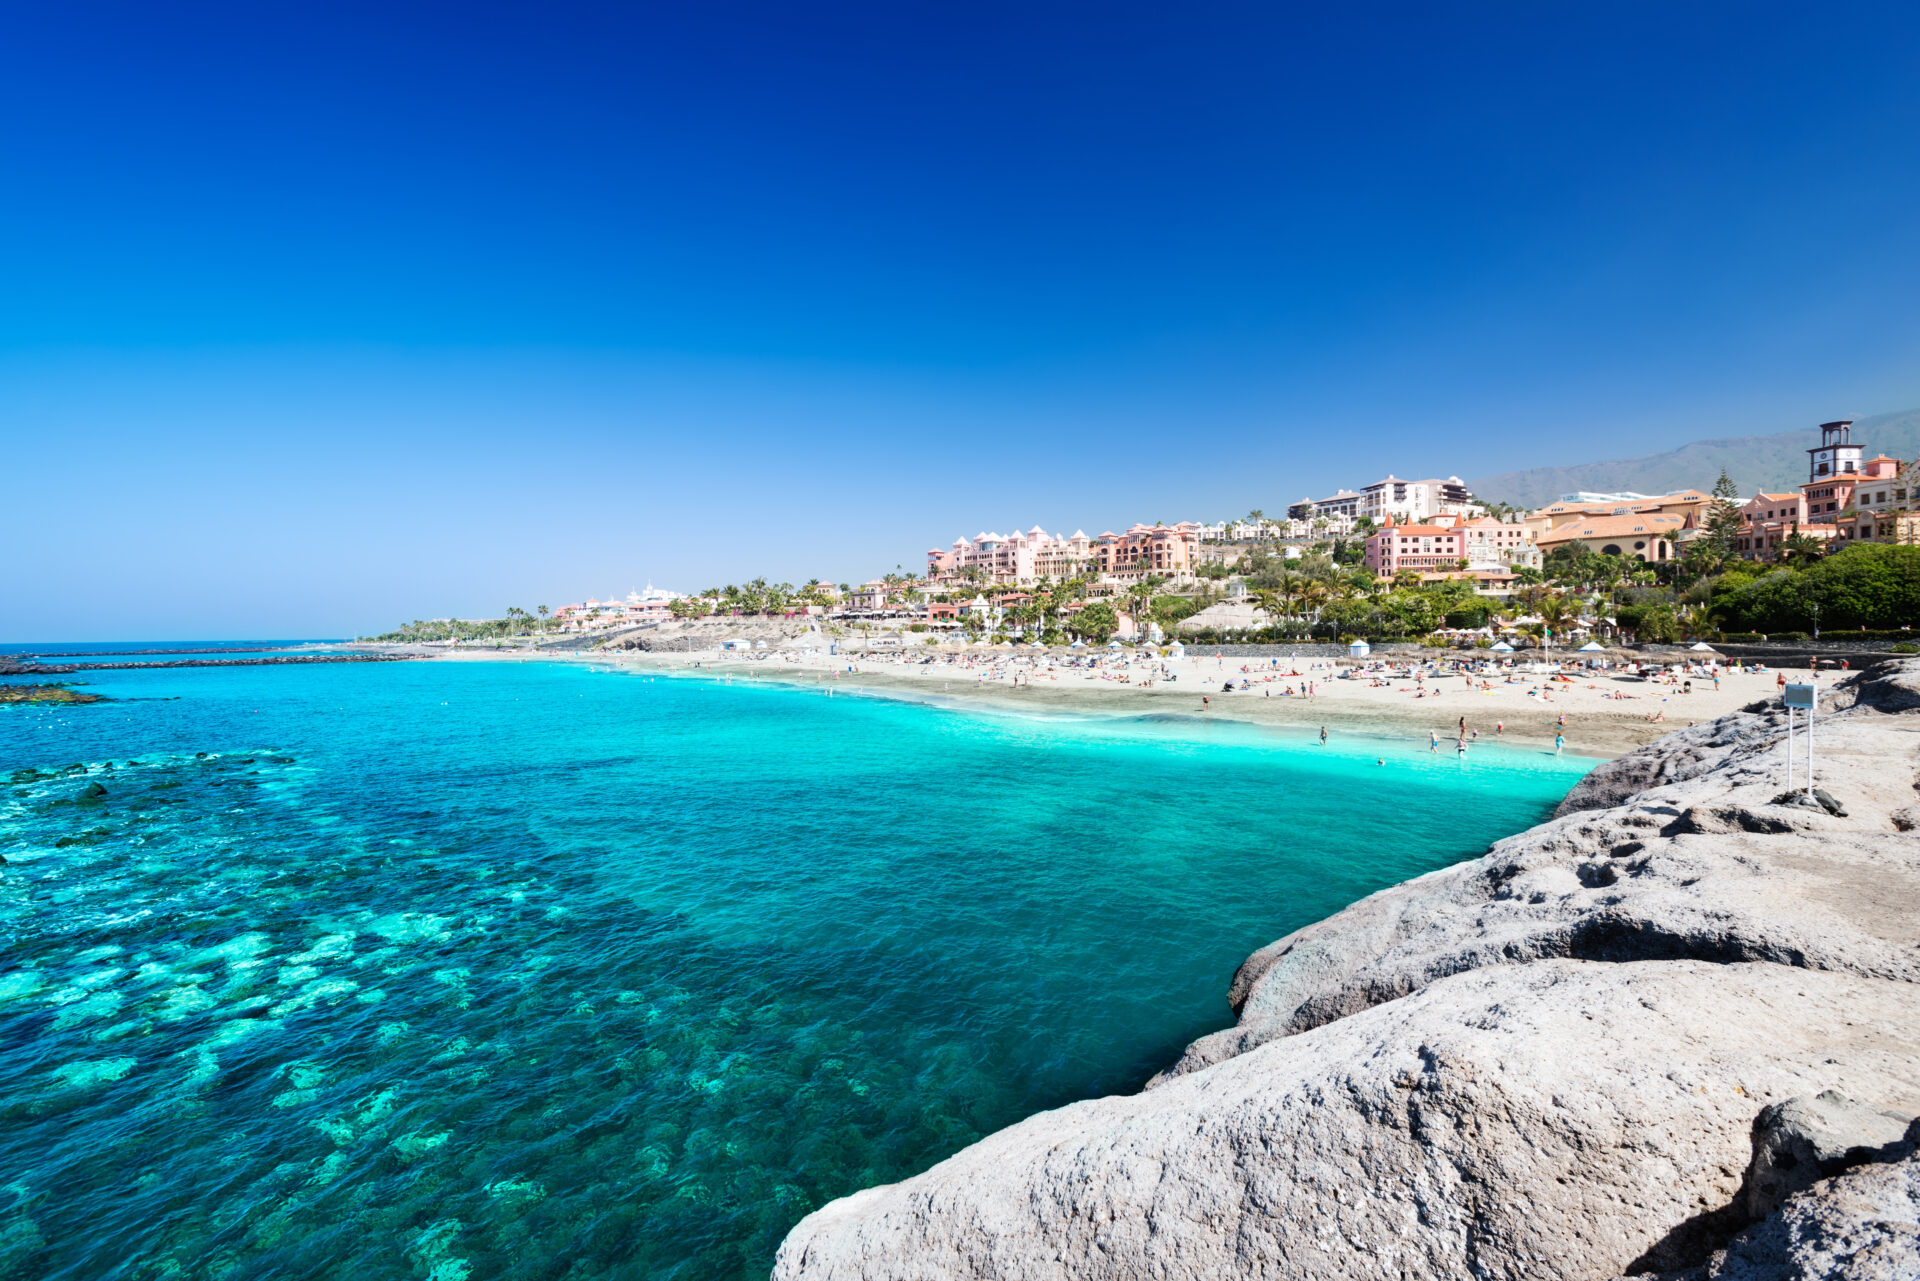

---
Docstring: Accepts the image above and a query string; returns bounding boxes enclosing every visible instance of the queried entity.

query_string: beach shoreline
[370,641,1792,758]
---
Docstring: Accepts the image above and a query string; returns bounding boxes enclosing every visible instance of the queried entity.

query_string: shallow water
[0,657,1591,1280]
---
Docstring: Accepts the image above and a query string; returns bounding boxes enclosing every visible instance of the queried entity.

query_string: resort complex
[469,418,1917,653]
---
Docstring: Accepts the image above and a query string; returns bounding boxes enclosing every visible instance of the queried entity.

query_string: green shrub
[1720,632,1766,643]
[1892,642,1919,654]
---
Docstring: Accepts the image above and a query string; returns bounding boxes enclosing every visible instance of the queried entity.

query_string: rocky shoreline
[772,658,1920,1281]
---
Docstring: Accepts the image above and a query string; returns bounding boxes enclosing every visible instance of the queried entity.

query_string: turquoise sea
[0,655,1592,1280]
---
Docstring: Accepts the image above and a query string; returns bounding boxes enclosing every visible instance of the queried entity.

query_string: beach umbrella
[1688,641,1719,652]
[1490,641,1515,652]
[1578,641,1606,652]
[1029,641,1047,649]
[1069,640,1086,648]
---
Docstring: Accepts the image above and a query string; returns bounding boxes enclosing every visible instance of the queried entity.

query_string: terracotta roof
[1536,513,1685,545]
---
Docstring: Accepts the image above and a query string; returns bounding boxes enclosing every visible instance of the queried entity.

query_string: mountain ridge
[1467,407,1920,509]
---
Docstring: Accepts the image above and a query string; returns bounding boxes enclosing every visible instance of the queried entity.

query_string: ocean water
[0,657,1592,1281]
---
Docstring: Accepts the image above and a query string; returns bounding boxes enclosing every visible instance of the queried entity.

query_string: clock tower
[1807,420,1861,481]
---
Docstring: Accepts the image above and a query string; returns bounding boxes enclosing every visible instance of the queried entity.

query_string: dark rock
[1811,788,1848,817]
[1698,1121,1920,1280]
[1664,806,1797,836]
[1742,1091,1914,1221]
[81,782,107,799]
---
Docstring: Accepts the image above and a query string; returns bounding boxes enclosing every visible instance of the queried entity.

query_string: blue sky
[6,2,1920,638]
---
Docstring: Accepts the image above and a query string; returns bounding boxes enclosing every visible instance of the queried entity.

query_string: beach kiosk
[1347,639,1371,659]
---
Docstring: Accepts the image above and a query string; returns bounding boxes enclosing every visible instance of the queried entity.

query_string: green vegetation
[368,617,520,643]
[1706,543,1920,634]
[1073,602,1119,643]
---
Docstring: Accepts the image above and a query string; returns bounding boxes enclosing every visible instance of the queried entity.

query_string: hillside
[1468,407,1920,508]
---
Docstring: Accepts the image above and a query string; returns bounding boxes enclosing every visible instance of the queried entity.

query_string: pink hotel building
[928,523,1202,584]
[1363,514,1537,577]
[1363,522,1467,575]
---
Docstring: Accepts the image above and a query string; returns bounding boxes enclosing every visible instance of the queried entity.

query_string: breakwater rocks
[0,655,414,676]
[772,659,1920,1281]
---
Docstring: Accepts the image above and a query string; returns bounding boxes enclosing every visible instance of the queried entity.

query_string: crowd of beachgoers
[622,644,1802,756]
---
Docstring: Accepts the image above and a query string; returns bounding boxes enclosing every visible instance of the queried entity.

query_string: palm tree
[1781,531,1824,568]
[1538,595,1573,662]
[1123,582,1155,639]
[1299,578,1331,624]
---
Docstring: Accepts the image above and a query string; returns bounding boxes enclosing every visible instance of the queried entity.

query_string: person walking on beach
[1429,730,1439,752]
[1319,726,1328,746]
[1496,720,1503,736]
[1202,695,1210,712]
[1555,732,1565,755]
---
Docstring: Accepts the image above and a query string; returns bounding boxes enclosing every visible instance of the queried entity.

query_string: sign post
[1783,683,1815,794]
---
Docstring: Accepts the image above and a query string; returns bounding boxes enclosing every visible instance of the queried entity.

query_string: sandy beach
[418,642,1806,758]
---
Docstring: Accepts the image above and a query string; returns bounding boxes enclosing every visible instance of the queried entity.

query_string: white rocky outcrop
[773,660,1920,1281]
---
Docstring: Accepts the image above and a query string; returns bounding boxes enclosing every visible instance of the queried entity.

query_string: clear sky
[6,2,1920,638]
